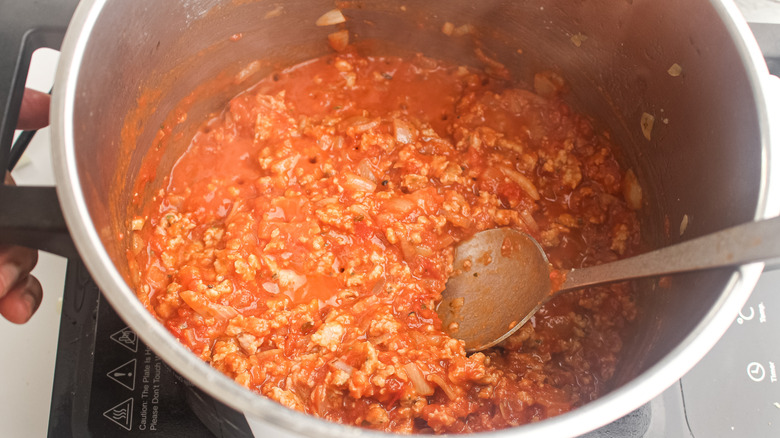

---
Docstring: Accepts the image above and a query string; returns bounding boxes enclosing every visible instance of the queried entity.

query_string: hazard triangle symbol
[107,359,137,391]
[110,327,139,353]
[103,398,133,431]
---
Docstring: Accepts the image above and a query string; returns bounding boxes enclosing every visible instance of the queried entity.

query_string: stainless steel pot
[44,0,779,436]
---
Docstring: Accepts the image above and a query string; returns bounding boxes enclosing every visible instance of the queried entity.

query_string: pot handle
[0,0,80,259]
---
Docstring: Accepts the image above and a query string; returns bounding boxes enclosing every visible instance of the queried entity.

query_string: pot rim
[50,0,780,437]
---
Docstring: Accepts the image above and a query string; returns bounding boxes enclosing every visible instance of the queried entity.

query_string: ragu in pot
[127,48,641,433]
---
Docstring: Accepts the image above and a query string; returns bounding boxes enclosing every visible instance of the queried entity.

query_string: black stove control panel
[680,269,780,437]
[583,268,780,438]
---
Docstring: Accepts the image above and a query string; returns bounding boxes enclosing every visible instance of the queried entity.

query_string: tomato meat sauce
[129,51,641,433]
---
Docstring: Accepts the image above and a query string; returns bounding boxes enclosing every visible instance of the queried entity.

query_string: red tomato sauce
[129,51,640,433]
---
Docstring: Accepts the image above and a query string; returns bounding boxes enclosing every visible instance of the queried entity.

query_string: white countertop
[0,2,778,438]
[736,0,780,23]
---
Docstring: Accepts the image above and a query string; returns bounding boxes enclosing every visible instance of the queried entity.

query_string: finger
[0,275,43,324]
[17,88,50,131]
[0,244,39,300]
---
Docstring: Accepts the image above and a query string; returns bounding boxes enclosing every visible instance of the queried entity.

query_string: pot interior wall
[69,0,761,419]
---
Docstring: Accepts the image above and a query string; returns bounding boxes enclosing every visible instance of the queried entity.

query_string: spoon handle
[560,215,780,292]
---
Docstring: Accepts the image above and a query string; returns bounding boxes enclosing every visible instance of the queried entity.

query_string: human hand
[16,88,50,131]
[0,88,50,324]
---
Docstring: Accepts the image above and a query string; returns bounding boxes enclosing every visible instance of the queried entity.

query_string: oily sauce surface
[129,52,640,433]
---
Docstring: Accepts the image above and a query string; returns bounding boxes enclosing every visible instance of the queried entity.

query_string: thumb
[17,88,50,131]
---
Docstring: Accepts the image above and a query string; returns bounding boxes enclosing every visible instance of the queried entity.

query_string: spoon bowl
[439,217,780,352]
[436,229,552,352]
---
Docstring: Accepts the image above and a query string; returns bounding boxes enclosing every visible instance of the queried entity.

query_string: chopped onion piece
[402,363,434,396]
[452,24,475,36]
[343,116,380,133]
[131,217,145,231]
[328,30,349,52]
[343,171,377,192]
[264,5,283,19]
[393,119,415,144]
[499,166,540,200]
[474,48,508,76]
[383,198,416,214]
[622,169,643,210]
[667,63,682,77]
[533,71,566,98]
[262,281,281,294]
[316,9,346,26]
[442,209,473,229]
[399,240,417,262]
[131,233,144,255]
[315,197,339,206]
[680,214,689,236]
[371,333,393,345]
[356,159,377,183]
[439,235,455,248]
[570,33,588,47]
[330,359,355,375]
[235,60,262,84]
[430,374,458,400]
[370,234,386,250]
[519,210,540,233]
[640,112,655,141]
[179,290,238,321]
[415,244,433,257]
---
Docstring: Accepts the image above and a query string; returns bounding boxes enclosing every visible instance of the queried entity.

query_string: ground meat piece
[312,321,346,352]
